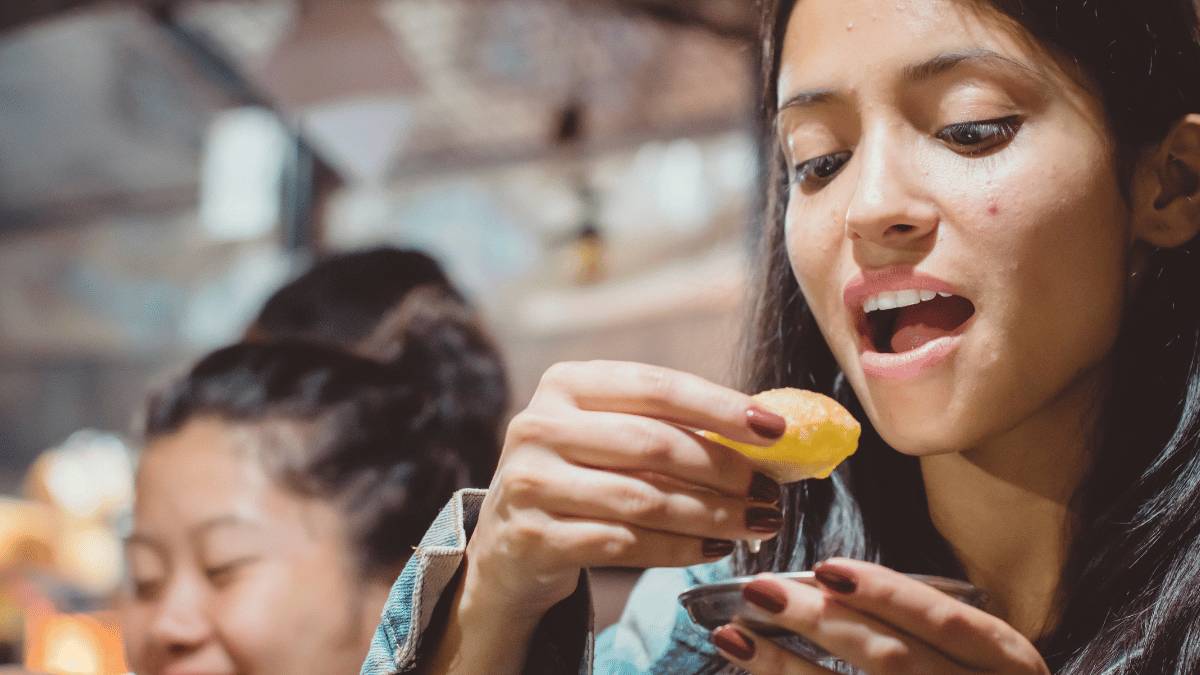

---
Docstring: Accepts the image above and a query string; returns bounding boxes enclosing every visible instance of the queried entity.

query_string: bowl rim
[678,570,985,606]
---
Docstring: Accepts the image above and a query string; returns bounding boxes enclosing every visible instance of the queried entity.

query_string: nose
[148,574,213,655]
[843,130,938,248]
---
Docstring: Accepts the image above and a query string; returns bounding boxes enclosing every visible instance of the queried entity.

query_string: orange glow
[24,610,128,675]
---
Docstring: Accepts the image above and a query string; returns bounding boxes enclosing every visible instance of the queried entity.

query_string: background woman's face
[779,0,1131,454]
[121,418,383,675]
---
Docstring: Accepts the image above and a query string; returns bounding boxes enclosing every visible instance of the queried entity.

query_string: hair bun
[359,285,509,485]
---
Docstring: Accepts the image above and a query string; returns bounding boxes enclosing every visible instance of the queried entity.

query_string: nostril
[888,223,916,235]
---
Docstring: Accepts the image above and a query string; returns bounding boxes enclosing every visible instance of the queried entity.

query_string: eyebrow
[124,532,160,550]
[190,514,257,540]
[778,48,1041,113]
[124,516,259,549]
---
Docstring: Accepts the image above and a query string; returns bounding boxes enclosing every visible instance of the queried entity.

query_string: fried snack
[704,388,860,483]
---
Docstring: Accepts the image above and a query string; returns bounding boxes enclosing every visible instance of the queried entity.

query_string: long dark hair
[142,287,508,577]
[737,1,1200,672]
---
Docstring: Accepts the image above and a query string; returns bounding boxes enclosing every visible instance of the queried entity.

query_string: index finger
[810,559,1037,670]
[538,360,787,446]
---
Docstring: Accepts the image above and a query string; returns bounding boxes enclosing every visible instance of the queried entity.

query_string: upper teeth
[864,290,953,313]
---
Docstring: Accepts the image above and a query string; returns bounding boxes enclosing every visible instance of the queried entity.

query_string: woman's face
[779,0,1132,455]
[121,418,386,675]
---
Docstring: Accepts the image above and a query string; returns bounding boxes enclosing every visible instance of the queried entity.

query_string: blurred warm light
[26,431,133,523]
[19,432,133,596]
[56,524,123,599]
[0,499,57,570]
[24,611,128,675]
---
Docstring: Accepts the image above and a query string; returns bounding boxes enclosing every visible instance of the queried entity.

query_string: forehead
[134,419,276,532]
[778,0,1039,98]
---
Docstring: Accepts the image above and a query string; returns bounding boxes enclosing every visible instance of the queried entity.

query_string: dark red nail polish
[748,472,781,503]
[815,566,857,594]
[743,578,788,613]
[746,406,787,440]
[711,624,756,660]
[703,539,735,557]
[745,506,783,533]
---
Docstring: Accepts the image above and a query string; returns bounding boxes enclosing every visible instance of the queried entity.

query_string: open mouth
[858,290,976,354]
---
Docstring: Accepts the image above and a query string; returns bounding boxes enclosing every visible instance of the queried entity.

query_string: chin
[854,379,987,457]
[874,422,972,457]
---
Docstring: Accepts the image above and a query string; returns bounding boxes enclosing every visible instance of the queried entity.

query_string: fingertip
[710,624,756,661]
[813,565,857,595]
[746,406,787,441]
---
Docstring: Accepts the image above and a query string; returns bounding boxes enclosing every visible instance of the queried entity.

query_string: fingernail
[815,565,857,594]
[746,406,787,440]
[702,539,735,557]
[743,578,788,613]
[711,624,755,660]
[748,472,781,503]
[745,506,783,533]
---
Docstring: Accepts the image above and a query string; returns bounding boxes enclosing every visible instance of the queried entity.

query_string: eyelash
[936,115,1023,154]
[205,557,256,586]
[132,578,163,600]
[789,115,1024,189]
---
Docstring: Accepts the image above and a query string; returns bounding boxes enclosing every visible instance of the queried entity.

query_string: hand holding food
[462,361,793,619]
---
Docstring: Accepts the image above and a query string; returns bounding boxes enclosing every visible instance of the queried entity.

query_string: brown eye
[936,116,1022,154]
[793,151,852,188]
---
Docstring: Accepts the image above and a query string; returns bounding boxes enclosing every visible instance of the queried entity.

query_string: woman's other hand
[712,559,1050,674]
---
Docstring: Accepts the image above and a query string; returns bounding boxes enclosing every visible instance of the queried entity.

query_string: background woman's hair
[736,1,1200,672]
[247,247,461,347]
[143,285,508,577]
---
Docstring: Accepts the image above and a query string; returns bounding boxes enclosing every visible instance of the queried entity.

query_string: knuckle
[865,637,913,673]
[617,482,669,522]
[506,515,548,552]
[539,361,581,390]
[507,410,557,447]
[628,420,675,465]
[927,604,972,640]
[572,524,635,563]
[501,465,545,503]
[599,530,637,560]
[637,365,677,404]
[705,499,740,532]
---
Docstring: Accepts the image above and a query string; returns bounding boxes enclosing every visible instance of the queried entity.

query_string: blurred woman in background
[118,265,508,675]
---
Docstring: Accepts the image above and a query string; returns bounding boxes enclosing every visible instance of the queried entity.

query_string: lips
[843,268,976,356]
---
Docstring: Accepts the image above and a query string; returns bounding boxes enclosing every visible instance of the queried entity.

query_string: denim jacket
[359,489,738,675]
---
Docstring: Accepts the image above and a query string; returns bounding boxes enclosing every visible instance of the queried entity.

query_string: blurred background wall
[0,0,762,490]
[0,1,762,670]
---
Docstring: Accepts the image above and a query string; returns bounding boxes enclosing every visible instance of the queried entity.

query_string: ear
[1130,113,1200,249]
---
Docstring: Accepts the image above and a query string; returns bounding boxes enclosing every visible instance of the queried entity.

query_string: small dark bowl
[679,571,987,671]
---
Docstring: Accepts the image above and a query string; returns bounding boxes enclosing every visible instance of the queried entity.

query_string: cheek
[212,554,362,672]
[208,562,313,671]
[784,196,845,305]
[977,151,1127,318]
[118,604,152,665]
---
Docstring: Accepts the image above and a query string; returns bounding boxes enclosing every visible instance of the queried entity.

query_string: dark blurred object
[247,247,461,347]
[570,223,606,285]
[553,98,586,146]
